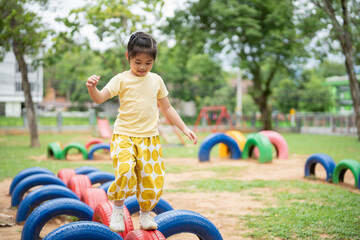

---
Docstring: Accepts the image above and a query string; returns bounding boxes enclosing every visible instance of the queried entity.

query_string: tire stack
[9,166,223,240]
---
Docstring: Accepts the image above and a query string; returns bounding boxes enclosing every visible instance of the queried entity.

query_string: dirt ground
[0,153,358,240]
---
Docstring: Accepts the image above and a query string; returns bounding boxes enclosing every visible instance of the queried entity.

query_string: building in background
[0,52,43,117]
[325,75,360,113]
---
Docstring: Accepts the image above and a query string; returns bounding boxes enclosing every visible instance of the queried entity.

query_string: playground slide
[97,118,112,139]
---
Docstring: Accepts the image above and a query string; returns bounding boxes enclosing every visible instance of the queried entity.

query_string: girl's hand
[86,75,100,88]
[183,127,198,145]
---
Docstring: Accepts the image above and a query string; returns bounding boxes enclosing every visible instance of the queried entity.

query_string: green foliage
[153,43,230,110]
[317,60,347,78]
[273,72,334,113]
[298,74,334,112]
[273,78,301,113]
[164,0,311,129]
[44,49,113,109]
[0,0,48,60]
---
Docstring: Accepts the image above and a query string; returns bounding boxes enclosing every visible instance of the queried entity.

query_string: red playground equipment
[96,118,112,140]
[193,106,234,133]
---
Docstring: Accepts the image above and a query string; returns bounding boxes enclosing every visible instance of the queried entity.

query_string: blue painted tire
[99,181,112,192]
[9,167,54,195]
[21,198,94,240]
[74,166,100,175]
[88,143,110,160]
[87,171,115,185]
[16,185,80,223]
[155,210,223,240]
[11,173,66,207]
[125,196,174,215]
[198,133,241,162]
[43,221,123,240]
[304,153,336,182]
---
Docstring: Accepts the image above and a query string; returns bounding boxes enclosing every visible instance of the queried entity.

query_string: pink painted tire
[85,138,104,150]
[81,188,108,210]
[124,229,166,240]
[57,168,77,186]
[253,130,288,159]
[67,175,92,198]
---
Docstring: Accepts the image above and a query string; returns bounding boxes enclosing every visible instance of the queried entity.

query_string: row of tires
[47,138,110,160]
[10,166,223,240]
[199,130,289,163]
[304,153,360,189]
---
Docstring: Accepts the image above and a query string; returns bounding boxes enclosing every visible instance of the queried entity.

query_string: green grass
[178,178,360,239]
[1,132,359,180]
[282,133,360,162]
[1,131,360,239]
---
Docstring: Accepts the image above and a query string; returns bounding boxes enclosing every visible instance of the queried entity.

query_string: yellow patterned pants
[107,134,165,211]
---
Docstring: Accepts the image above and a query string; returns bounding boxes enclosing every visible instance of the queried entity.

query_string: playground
[1,131,360,239]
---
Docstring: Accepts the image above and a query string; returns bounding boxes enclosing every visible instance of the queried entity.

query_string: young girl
[86,31,198,232]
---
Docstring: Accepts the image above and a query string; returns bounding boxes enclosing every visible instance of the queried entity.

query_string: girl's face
[126,52,154,77]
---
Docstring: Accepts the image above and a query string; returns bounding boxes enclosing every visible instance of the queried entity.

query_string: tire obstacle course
[304,153,360,189]
[199,130,288,163]
[10,166,223,239]
[47,138,110,160]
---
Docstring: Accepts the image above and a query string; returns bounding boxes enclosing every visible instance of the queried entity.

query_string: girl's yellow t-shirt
[104,71,169,137]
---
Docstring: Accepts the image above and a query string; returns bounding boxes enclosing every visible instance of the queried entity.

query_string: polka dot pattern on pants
[107,135,165,211]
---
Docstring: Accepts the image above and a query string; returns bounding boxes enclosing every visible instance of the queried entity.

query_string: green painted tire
[332,159,360,188]
[242,133,273,163]
[47,142,63,160]
[61,142,88,160]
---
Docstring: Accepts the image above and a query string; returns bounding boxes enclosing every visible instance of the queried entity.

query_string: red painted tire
[68,175,92,198]
[93,201,134,238]
[253,130,289,159]
[81,188,108,210]
[85,138,104,149]
[57,168,77,186]
[124,229,166,240]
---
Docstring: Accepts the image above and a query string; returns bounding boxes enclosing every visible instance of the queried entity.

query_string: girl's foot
[139,213,158,230]
[109,207,125,232]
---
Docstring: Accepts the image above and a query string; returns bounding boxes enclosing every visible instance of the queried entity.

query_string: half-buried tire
[199,133,241,162]
[16,184,79,223]
[11,173,66,207]
[155,209,223,240]
[9,167,54,195]
[21,198,94,240]
[43,221,123,240]
[304,153,336,182]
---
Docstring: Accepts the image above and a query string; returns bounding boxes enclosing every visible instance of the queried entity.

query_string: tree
[0,0,48,147]
[61,0,164,74]
[309,0,360,140]
[152,43,228,109]
[164,0,309,129]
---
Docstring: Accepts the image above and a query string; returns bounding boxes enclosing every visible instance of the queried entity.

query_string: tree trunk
[318,0,360,140]
[260,96,272,130]
[344,51,360,140]
[12,42,40,148]
[250,65,276,130]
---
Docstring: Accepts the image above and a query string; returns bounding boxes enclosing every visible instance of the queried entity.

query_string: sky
[35,0,186,51]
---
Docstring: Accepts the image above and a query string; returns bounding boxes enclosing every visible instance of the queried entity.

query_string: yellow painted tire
[219,130,246,158]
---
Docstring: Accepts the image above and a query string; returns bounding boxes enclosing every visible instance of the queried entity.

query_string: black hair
[127,32,157,60]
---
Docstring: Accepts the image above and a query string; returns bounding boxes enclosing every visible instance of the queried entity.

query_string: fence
[0,110,357,136]
[0,109,98,133]
[296,112,357,136]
